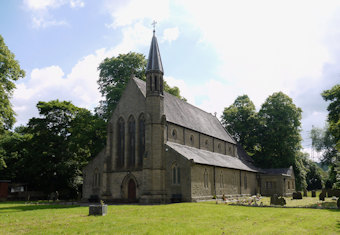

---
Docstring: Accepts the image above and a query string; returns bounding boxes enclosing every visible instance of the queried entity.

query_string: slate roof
[133,77,236,143]
[146,33,164,74]
[262,166,294,176]
[236,144,254,164]
[167,142,258,172]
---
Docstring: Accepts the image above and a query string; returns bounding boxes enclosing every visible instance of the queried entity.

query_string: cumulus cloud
[105,0,170,28]
[13,48,114,126]
[23,0,84,28]
[161,27,179,43]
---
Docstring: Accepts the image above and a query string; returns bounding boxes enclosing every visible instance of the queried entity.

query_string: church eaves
[146,32,164,74]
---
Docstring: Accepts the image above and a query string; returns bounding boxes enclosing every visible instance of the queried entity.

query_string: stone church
[82,31,295,203]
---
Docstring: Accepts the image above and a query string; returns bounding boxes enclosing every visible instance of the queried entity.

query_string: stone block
[89,205,108,216]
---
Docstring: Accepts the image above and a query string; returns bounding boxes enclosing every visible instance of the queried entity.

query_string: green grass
[0,201,339,234]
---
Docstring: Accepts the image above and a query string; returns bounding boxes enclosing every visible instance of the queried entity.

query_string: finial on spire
[152,20,157,34]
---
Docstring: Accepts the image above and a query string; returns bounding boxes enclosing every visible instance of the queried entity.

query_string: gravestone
[89,204,107,216]
[292,192,302,199]
[303,189,307,197]
[311,190,316,197]
[319,191,325,201]
[270,194,286,206]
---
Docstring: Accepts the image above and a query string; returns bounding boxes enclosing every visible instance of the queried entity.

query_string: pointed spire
[146,27,164,74]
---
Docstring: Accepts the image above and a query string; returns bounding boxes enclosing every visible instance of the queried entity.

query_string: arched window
[205,140,209,147]
[93,168,100,187]
[244,174,247,189]
[138,114,145,167]
[204,169,208,188]
[172,163,180,185]
[172,129,177,139]
[154,75,158,91]
[220,171,223,188]
[117,118,125,168]
[160,77,163,94]
[149,76,152,91]
[190,135,194,145]
[128,116,136,168]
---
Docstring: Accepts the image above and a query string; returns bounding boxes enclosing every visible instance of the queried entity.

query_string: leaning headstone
[270,194,286,206]
[89,204,108,216]
[311,190,316,197]
[303,189,307,197]
[292,192,302,199]
[270,194,279,205]
[277,197,286,206]
[319,191,325,201]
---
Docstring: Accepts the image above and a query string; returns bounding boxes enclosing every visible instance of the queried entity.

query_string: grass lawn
[0,201,339,234]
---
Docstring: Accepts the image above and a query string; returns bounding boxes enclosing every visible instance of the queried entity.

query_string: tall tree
[96,52,186,120]
[0,35,25,131]
[24,100,106,197]
[322,84,340,151]
[221,95,258,155]
[256,92,302,168]
[320,84,340,188]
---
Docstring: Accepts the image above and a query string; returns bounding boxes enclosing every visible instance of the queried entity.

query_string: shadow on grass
[0,203,78,213]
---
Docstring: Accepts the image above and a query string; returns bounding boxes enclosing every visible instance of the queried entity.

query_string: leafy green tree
[320,84,340,188]
[96,52,186,120]
[0,35,25,131]
[306,161,323,190]
[222,95,258,155]
[322,84,340,151]
[25,100,106,197]
[293,151,308,191]
[310,126,337,166]
[255,92,302,168]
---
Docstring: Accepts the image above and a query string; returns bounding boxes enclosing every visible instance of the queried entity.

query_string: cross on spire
[152,20,157,34]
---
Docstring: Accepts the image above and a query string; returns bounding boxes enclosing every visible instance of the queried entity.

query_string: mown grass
[0,201,339,234]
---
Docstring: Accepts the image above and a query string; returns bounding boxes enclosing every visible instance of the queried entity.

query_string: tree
[306,161,323,190]
[221,95,258,155]
[0,35,25,132]
[322,84,340,151]
[255,92,302,168]
[24,100,106,197]
[320,84,340,188]
[310,126,337,166]
[96,52,186,120]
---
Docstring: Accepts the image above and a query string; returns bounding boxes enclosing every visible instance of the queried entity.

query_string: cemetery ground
[0,197,339,234]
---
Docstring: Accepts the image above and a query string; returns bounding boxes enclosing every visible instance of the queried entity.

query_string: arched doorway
[128,179,136,201]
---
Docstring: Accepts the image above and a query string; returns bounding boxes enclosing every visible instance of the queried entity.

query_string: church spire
[146,22,164,74]
[146,22,164,95]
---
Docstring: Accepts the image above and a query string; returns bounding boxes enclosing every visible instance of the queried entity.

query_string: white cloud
[111,22,152,54]
[13,48,115,126]
[23,0,65,10]
[105,0,170,28]
[161,27,179,43]
[70,0,84,8]
[23,0,84,29]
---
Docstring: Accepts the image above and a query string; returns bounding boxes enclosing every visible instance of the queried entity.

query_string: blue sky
[1,0,340,159]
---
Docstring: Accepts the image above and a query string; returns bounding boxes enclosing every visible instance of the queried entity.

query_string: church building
[82,30,295,203]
